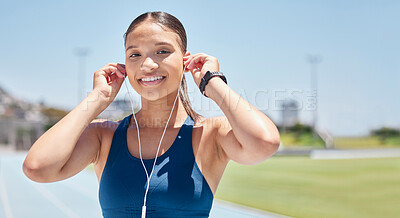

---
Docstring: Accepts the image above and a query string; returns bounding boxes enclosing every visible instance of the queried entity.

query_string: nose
[140,56,158,72]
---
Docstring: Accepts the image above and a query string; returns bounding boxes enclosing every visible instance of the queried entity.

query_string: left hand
[183,53,219,87]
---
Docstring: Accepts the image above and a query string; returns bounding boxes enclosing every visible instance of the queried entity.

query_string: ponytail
[179,74,201,122]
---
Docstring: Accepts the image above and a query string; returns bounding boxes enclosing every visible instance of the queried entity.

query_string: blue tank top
[99,114,214,218]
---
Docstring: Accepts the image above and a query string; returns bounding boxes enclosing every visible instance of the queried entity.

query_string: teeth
[141,76,164,82]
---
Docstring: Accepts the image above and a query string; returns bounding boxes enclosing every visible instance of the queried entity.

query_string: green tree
[41,107,68,130]
[371,127,400,143]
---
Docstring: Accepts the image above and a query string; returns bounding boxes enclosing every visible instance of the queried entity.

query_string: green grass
[334,136,400,149]
[280,134,400,148]
[280,133,325,147]
[386,136,400,145]
[215,156,400,218]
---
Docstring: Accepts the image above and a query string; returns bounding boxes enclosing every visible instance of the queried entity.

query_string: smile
[138,76,166,86]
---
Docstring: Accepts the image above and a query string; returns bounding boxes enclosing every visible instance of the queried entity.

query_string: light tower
[307,54,322,139]
[74,48,90,104]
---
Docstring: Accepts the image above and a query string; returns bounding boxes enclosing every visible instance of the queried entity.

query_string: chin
[140,88,181,102]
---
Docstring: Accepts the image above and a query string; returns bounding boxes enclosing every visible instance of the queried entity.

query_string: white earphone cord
[123,67,185,218]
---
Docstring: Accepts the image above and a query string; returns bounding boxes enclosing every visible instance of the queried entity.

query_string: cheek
[163,55,183,71]
[127,76,143,94]
[127,73,137,86]
[165,60,183,81]
[125,62,138,77]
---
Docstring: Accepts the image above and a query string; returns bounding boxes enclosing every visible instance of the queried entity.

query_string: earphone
[123,65,186,218]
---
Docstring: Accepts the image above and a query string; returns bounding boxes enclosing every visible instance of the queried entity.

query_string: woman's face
[125,21,186,101]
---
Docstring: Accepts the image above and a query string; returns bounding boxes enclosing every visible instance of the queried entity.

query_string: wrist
[88,91,111,110]
[199,71,227,97]
[204,77,227,99]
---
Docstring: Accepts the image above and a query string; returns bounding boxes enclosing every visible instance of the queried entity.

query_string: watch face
[211,72,223,76]
[209,72,227,83]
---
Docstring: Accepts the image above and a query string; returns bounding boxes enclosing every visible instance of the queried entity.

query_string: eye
[157,50,170,54]
[129,53,140,58]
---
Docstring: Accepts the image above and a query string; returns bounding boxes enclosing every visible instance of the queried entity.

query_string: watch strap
[199,71,227,97]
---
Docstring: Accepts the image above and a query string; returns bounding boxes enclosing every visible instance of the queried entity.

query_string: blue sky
[0,0,399,136]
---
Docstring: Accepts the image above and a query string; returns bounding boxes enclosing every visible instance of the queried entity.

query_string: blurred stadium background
[1,1,399,217]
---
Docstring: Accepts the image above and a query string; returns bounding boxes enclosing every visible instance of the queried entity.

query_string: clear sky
[1,0,399,136]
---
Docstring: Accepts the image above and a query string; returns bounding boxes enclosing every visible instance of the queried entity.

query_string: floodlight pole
[307,55,322,139]
[74,48,90,104]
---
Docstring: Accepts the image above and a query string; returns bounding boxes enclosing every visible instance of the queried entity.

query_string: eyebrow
[155,42,174,47]
[125,42,174,51]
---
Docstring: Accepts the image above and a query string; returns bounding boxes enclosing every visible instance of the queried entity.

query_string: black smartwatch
[199,71,227,97]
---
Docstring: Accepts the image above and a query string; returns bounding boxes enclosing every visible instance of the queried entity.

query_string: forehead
[125,22,181,48]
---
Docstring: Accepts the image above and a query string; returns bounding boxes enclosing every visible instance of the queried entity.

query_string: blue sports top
[99,114,214,218]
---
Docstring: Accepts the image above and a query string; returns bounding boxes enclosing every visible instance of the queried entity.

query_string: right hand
[92,63,126,102]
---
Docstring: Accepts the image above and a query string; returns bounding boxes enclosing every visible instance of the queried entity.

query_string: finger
[183,56,194,65]
[115,69,125,78]
[184,55,200,69]
[104,63,126,74]
[117,63,126,73]
[108,73,118,84]
[183,66,190,73]
[193,54,208,64]
[184,53,209,70]
[185,62,202,72]
[184,60,196,71]
[183,52,193,60]
[183,53,202,64]
[105,63,119,68]
[101,66,118,75]
[191,68,202,76]
[188,55,206,69]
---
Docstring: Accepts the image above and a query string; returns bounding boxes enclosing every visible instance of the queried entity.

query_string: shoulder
[89,117,125,165]
[88,118,121,134]
[195,115,247,163]
[193,115,230,162]
[192,115,224,138]
[90,115,128,133]
[194,115,230,135]
[194,115,226,128]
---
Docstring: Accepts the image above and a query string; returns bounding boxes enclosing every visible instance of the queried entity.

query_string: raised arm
[183,54,280,165]
[206,79,280,164]
[23,63,126,182]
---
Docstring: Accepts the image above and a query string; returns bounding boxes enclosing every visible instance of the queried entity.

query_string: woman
[23,11,280,218]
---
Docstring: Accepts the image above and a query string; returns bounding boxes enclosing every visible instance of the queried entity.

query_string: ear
[183,51,191,72]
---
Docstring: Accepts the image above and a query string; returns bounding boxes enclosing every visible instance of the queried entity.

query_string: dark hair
[124,11,201,122]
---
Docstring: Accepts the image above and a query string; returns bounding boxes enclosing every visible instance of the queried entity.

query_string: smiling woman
[125,21,186,102]
[22,11,280,218]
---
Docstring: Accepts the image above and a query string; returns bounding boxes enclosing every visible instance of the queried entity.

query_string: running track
[0,152,286,218]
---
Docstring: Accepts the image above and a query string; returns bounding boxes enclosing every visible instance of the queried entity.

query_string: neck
[133,91,188,128]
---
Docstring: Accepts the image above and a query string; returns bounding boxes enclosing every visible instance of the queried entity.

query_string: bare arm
[23,63,126,182]
[183,54,280,165]
[206,78,280,165]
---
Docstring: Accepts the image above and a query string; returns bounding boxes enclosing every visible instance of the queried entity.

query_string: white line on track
[0,163,14,218]
[212,199,292,218]
[310,148,400,159]
[64,179,97,201]
[32,184,80,218]
[5,153,79,218]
